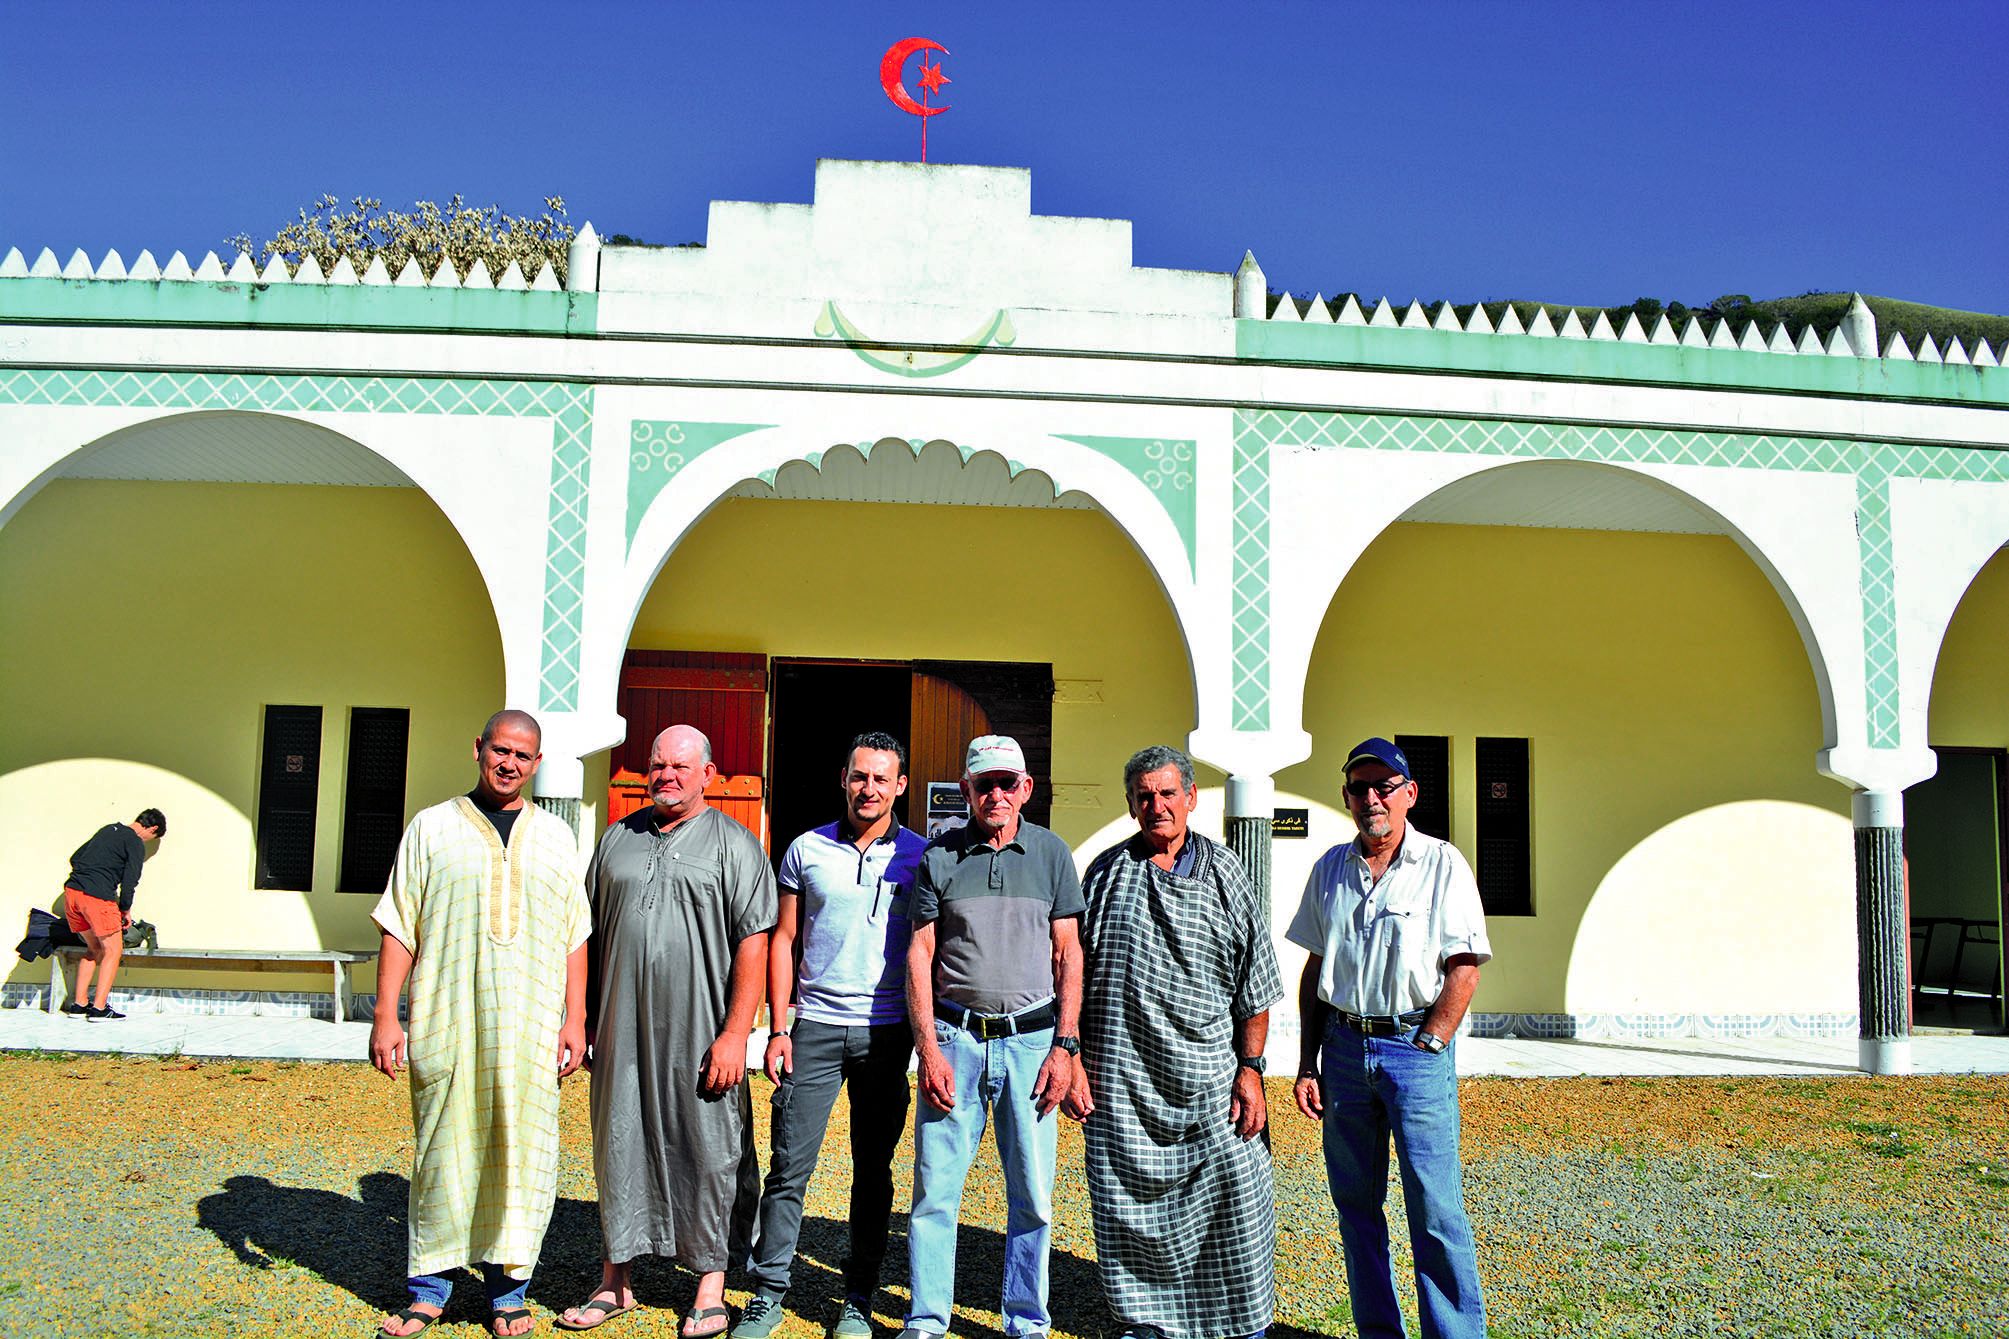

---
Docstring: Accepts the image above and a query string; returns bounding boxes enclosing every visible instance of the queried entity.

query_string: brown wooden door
[913,660,1055,830]
[909,671,990,834]
[614,650,770,850]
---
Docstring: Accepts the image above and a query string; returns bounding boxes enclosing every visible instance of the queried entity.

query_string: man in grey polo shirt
[735,732,926,1339]
[901,735,1084,1339]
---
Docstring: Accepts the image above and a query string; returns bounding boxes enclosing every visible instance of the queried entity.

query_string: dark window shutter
[339,707,411,893]
[1395,734,1451,840]
[256,705,323,890]
[1474,736,1532,916]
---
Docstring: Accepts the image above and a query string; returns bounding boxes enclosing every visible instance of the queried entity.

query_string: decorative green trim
[538,387,594,710]
[1235,409,2009,749]
[0,276,595,334]
[627,420,773,546]
[812,301,1017,378]
[1236,320,2009,408]
[1052,435,1196,576]
[1230,415,1272,730]
[0,366,594,712]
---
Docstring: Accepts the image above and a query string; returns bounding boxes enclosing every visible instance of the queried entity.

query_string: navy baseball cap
[1343,736,1411,778]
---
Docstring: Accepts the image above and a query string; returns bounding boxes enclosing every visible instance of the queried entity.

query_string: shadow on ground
[195,1179,1112,1336]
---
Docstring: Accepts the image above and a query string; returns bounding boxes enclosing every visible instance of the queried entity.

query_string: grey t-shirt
[911,818,1084,1015]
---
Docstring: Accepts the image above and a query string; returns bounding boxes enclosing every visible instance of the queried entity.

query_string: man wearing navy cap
[1287,737,1491,1339]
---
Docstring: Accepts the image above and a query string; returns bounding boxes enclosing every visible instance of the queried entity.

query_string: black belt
[1337,1008,1428,1038]
[936,999,1056,1040]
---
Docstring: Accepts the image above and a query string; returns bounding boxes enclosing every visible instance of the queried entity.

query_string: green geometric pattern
[1230,415,1272,729]
[627,419,772,547]
[1053,435,1198,576]
[1232,409,2009,749]
[537,386,593,710]
[0,366,595,711]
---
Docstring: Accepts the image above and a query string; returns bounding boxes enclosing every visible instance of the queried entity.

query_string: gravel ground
[2,1056,2005,1338]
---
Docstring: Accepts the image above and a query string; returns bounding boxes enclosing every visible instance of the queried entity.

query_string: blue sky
[4,1,2006,312]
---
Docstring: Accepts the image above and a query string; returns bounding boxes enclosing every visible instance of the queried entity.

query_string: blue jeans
[407,1263,529,1312]
[907,1018,1057,1337]
[1319,1021,1485,1339]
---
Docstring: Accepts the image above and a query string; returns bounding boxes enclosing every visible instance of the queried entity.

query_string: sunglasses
[1344,777,1409,800]
[970,775,1025,796]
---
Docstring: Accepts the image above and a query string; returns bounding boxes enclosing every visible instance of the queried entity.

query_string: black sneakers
[86,1005,125,1021]
[60,1001,88,1017]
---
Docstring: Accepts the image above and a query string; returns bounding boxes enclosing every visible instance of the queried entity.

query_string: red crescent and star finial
[880,36,951,162]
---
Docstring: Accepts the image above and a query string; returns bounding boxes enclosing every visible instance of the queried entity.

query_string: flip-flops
[377,1307,441,1338]
[682,1307,733,1339]
[490,1307,535,1337]
[555,1295,642,1332]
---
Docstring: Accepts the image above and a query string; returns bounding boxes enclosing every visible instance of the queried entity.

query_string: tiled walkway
[5,1007,2007,1076]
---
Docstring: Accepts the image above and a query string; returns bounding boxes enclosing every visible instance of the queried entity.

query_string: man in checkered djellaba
[1068,744,1283,1339]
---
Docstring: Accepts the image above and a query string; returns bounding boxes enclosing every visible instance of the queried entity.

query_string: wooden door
[613,650,770,850]
[909,671,990,835]
[913,660,1056,830]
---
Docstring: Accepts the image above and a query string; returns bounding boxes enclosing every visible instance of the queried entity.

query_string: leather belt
[1337,1008,1428,1037]
[936,999,1057,1040]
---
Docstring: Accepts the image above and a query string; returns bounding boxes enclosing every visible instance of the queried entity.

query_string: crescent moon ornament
[880,36,950,162]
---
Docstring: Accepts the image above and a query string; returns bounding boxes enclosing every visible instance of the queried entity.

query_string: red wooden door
[613,650,769,850]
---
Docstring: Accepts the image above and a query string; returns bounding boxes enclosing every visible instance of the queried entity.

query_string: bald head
[645,723,716,823]
[481,708,542,749]
[653,724,712,764]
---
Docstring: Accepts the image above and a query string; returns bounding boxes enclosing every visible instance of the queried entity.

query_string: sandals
[555,1294,642,1332]
[683,1307,733,1339]
[377,1308,441,1338]
[491,1307,535,1337]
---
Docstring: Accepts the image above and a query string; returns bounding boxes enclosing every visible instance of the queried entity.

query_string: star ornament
[918,59,950,95]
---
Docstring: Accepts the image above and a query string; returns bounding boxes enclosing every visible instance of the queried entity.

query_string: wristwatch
[1238,1055,1267,1075]
[1412,1028,1447,1054]
[1052,1035,1081,1056]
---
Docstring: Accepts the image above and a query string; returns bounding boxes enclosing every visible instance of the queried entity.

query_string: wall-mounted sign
[1272,808,1309,839]
[926,781,969,839]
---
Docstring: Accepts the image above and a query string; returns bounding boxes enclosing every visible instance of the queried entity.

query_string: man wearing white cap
[900,735,1084,1339]
[1288,735,1491,1339]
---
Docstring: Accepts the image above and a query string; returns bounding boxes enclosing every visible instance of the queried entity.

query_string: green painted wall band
[0,276,596,335]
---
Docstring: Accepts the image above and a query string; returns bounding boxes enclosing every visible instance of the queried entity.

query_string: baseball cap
[965,735,1028,777]
[1343,736,1411,778]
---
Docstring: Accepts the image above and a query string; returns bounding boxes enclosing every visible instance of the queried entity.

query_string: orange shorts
[63,888,122,939]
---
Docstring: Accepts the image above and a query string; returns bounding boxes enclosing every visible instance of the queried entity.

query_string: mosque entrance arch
[605,436,1197,858]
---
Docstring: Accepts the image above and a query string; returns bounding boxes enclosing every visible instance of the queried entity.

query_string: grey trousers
[748,1019,914,1298]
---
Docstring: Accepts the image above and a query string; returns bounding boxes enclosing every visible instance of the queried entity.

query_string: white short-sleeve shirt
[1286,825,1492,1017]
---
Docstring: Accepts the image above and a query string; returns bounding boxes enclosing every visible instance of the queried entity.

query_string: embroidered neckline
[453,795,528,945]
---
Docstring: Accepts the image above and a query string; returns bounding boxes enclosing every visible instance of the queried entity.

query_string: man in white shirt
[734,732,925,1339]
[1288,737,1491,1339]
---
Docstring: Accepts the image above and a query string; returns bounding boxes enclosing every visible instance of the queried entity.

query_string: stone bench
[50,947,378,1023]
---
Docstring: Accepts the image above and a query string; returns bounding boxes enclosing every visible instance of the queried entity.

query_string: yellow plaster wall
[1928,545,2009,746]
[1277,522,1855,1016]
[0,480,503,995]
[629,498,1201,848]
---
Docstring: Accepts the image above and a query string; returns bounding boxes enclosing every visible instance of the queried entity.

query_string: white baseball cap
[964,735,1028,777]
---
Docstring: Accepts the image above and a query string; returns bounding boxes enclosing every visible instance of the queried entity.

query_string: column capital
[1818,743,1936,795]
[528,709,628,798]
[1186,726,1311,783]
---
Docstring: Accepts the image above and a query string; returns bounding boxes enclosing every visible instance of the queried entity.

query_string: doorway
[1905,746,2007,1030]
[616,651,1056,864]
[769,661,914,855]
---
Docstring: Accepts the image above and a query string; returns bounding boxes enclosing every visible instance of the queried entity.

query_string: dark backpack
[123,919,160,953]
